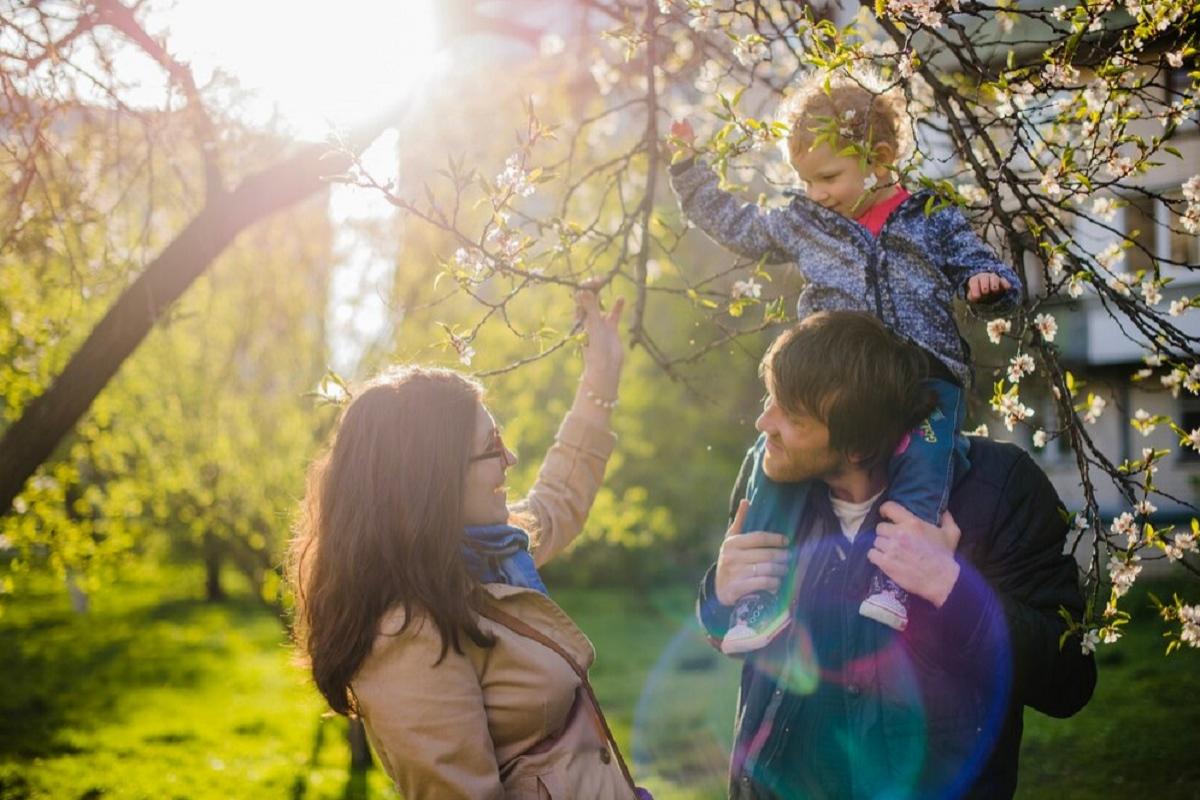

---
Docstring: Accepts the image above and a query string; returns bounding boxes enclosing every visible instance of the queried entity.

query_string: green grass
[1,566,1197,799]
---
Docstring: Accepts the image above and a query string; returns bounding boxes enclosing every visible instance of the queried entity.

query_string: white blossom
[1111,511,1138,546]
[1101,626,1123,644]
[1135,499,1156,516]
[591,59,620,95]
[1141,280,1162,306]
[1133,408,1157,436]
[1186,427,1200,453]
[1181,605,1200,647]
[967,423,990,437]
[455,246,494,277]
[1169,297,1190,317]
[1080,628,1100,654]
[1047,250,1066,281]
[1072,512,1088,531]
[1033,429,1048,448]
[731,278,763,300]
[959,183,988,206]
[1091,196,1119,222]
[1043,61,1079,85]
[992,392,1035,432]
[1083,394,1106,424]
[1184,175,1200,203]
[688,3,717,32]
[1162,370,1184,398]
[1186,364,1200,395]
[1034,313,1058,342]
[898,52,916,78]
[1097,243,1126,271]
[1067,274,1085,298]
[1164,531,1196,561]
[1107,554,1142,597]
[986,317,1011,344]
[1167,50,1184,68]
[1008,353,1036,383]
[886,0,948,28]
[1039,169,1063,197]
[732,36,769,67]
[496,154,535,198]
[485,226,523,262]
[1106,271,1134,297]
[1084,79,1108,112]
[1104,154,1134,179]
[693,59,723,93]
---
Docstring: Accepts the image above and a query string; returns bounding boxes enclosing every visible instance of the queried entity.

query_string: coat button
[600,748,612,764]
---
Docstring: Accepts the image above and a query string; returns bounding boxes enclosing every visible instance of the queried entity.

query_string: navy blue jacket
[697,439,1096,799]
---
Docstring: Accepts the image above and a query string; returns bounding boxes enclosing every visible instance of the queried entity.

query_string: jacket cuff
[669,155,697,176]
[697,564,733,648]
[555,410,617,461]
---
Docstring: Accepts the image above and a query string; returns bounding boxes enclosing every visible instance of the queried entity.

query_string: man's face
[754,388,849,483]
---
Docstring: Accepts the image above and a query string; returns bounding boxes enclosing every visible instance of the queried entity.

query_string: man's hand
[868,501,962,608]
[966,272,1012,303]
[669,119,696,161]
[715,499,791,606]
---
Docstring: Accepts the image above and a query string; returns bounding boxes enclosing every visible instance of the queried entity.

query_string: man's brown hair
[761,311,935,470]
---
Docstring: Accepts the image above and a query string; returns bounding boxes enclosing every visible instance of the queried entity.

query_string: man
[697,311,1096,799]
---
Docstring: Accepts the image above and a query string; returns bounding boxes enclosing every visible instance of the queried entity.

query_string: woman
[290,290,638,798]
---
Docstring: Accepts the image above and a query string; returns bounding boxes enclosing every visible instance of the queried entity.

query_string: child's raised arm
[668,120,792,265]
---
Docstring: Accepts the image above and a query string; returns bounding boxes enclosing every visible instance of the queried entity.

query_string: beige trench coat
[351,411,637,799]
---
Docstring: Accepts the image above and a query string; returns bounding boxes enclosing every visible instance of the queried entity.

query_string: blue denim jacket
[670,158,1023,386]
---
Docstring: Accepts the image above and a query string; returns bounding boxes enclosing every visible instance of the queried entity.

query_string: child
[669,70,1022,655]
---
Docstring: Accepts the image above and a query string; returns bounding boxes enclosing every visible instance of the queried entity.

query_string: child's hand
[967,272,1012,303]
[669,119,696,160]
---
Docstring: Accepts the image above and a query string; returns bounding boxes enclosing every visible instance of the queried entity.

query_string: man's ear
[844,449,869,467]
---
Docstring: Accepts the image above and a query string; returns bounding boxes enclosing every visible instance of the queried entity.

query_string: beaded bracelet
[585,388,618,410]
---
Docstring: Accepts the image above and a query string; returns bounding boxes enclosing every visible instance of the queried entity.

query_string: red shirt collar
[855,187,911,236]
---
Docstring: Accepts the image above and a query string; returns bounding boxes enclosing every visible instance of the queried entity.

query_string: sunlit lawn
[1,565,1196,799]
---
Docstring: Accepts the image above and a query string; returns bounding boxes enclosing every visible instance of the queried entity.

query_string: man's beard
[762,443,847,484]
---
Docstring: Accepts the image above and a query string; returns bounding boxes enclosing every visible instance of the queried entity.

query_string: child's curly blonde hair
[778,69,913,169]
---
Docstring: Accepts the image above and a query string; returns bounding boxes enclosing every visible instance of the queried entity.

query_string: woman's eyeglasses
[469,428,511,464]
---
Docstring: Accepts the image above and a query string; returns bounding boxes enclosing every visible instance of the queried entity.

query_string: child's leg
[859,378,969,632]
[722,434,809,655]
[884,378,969,524]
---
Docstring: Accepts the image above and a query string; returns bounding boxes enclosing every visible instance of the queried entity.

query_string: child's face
[792,142,890,219]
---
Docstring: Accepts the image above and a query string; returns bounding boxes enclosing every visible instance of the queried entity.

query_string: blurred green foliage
[2,566,1198,799]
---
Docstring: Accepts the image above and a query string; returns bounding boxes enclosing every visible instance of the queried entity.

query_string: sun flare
[164,0,439,139]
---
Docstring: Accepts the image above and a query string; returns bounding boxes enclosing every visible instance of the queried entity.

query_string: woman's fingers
[605,296,625,324]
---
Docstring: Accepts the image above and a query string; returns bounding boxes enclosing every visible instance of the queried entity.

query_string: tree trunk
[0,106,406,517]
[204,532,224,602]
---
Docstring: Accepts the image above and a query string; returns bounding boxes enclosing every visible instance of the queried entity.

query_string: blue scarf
[462,524,548,595]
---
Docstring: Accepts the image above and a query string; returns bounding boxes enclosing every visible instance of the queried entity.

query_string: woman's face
[462,403,517,527]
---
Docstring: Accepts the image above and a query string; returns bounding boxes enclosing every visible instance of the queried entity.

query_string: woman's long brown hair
[289,366,494,716]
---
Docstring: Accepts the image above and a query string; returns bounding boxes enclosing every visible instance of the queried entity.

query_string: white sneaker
[720,592,790,655]
[859,589,908,631]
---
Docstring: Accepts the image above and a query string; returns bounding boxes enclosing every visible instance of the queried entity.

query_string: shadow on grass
[0,589,269,760]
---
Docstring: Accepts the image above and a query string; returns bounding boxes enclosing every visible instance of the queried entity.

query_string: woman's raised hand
[575,288,625,403]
